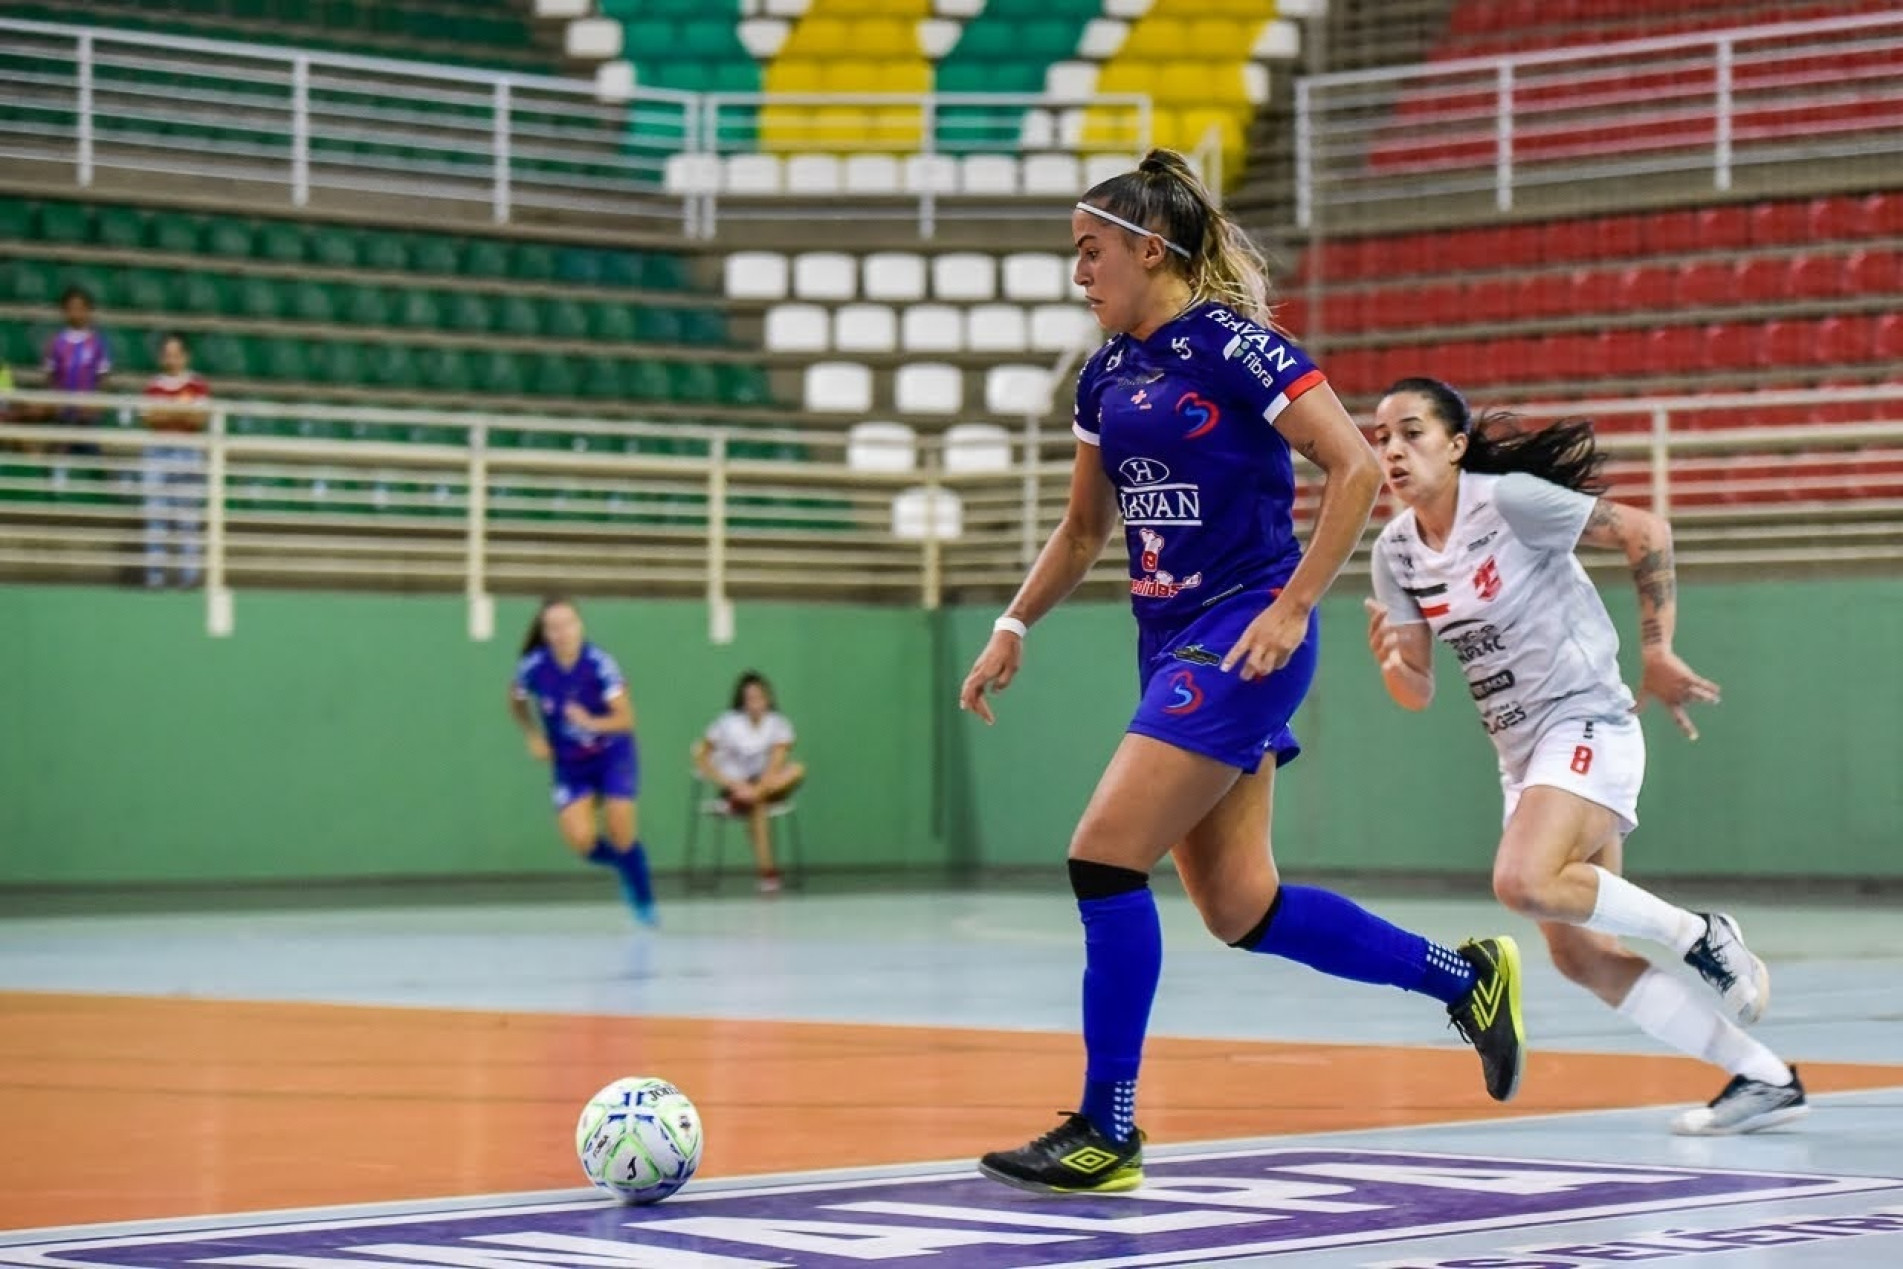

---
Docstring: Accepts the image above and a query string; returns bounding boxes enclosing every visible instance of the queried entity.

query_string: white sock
[1584,866,1704,953]
[1617,968,1792,1086]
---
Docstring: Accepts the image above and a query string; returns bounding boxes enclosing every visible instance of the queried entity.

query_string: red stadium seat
[1694,206,1751,252]
[1856,191,1901,237]
[1756,319,1809,368]
[1572,267,1618,316]
[1497,224,1545,269]
[1595,214,1644,261]
[1705,322,1767,372]
[1604,328,1648,376]
[1748,200,1809,247]
[1324,288,1367,333]
[1643,325,1702,377]
[1806,195,1863,243]
[1616,264,1673,313]
[1642,210,1702,255]
[1876,313,1903,361]
[1418,279,1466,328]
[1467,275,1517,324]
[1814,315,1874,366]
[1845,248,1901,297]
[1674,259,1737,310]
[1521,270,1573,319]
[1732,256,1785,305]
[1785,252,1842,301]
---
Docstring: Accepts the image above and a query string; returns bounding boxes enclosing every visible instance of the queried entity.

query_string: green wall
[2,577,1899,886]
[0,589,936,884]
[945,577,1903,880]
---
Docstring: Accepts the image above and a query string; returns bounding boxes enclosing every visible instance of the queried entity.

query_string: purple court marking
[2,1149,1899,1269]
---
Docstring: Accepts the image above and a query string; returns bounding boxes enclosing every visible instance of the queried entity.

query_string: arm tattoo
[1640,617,1665,647]
[1296,437,1321,464]
[1584,499,1621,539]
[1634,545,1676,619]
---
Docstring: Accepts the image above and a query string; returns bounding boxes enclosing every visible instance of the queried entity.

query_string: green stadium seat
[635,308,681,343]
[0,199,31,241]
[344,284,393,328]
[205,218,256,258]
[360,232,411,273]
[257,220,306,264]
[545,297,590,341]
[472,350,525,396]
[96,205,149,250]
[526,352,580,398]
[308,227,361,269]
[588,303,638,343]
[442,290,493,333]
[237,274,284,321]
[195,331,250,378]
[173,273,229,315]
[149,212,208,255]
[38,201,92,244]
[306,341,365,385]
[680,307,727,345]
[496,294,543,337]
[416,346,472,393]
[513,243,557,282]
[257,337,310,382]
[578,356,625,399]
[393,289,443,329]
[411,236,461,275]
[555,247,606,286]
[671,362,718,405]
[1,258,56,307]
[121,269,172,313]
[623,360,671,402]
[289,280,339,324]
[722,363,769,406]
[4,321,37,364]
[463,239,511,278]
[641,253,690,291]
[364,343,417,389]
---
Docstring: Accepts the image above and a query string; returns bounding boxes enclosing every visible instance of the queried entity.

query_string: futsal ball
[575,1076,704,1204]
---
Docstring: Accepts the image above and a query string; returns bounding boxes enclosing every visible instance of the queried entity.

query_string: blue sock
[1076,884,1161,1144]
[599,837,655,909]
[1242,885,1476,1006]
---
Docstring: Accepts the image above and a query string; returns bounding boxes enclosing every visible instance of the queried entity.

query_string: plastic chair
[683,769,805,892]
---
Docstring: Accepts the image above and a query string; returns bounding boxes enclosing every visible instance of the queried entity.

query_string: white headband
[1075,202,1193,260]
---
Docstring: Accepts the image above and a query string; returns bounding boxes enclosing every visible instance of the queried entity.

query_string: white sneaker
[757,872,782,894]
[1682,913,1770,1025]
[1672,1068,1808,1136]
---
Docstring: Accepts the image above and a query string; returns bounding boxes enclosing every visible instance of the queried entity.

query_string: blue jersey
[512,642,632,763]
[1073,302,1327,631]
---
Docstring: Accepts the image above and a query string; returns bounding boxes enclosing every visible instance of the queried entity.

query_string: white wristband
[993,615,1028,639]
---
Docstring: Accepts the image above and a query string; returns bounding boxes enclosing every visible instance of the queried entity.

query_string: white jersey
[703,709,796,783]
[1372,470,1635,775]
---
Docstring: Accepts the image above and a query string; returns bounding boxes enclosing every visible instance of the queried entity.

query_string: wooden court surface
[5,990,1901,1230]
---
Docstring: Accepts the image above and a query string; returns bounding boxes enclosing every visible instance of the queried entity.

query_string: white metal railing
[0,19,1155,242]
[1295,11,1903,227]
[4,385,1903,636]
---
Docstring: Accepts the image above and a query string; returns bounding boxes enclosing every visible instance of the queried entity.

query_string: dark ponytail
[1385,376,1610,496]
[1079,147,1272,325]
[519,596,575,657]
[730,670,774,712]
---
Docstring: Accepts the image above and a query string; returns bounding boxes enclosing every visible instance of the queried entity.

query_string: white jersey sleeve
[1493,472,1597,553]
[1371,539,1426,625]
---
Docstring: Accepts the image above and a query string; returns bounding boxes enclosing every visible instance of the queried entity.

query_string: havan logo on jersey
[1204,307,1311,403]
[1117,456,1203,527]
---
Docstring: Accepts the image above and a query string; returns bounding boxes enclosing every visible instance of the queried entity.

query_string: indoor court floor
[2,885,1901,1267]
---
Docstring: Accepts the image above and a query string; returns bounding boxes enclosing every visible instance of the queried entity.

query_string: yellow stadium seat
[764,59,825,94]
[1097,62,1156,97]
[1187,19,1249,52]
[871,107,924,148]
[824,59,885,93]
[861,19,920,56]
[1157,60,1245,105]
[879,60,930,94]
[822,0,927,13]
[784,17,855,57]
[759,107,818,151]
[1127,19,1192,58]
[1173,107,1246,159]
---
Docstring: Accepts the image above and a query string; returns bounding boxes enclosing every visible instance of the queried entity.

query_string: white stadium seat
[932,252,997,302]
[834,303,898,353]
[965,303,1028,353]
[723,251,789,301]
[943,422,1013,474]
[1002,252,1069,301]
[722,153,783,195]
[959,155,1019,196]
[785,153,843,194]
[1030,303,1100,353]
[847,421,918,473]
[793,251,856,301]
[844,154,903,194]
[900,304,964,353]
[863,252,927,301]
[904,153,959,194]
[895,362,963,415]
[986,364,1052,416]
[892,486,963,540]
[763,302,829,352]
[1021,153,1083,196]
[804,361,873,413]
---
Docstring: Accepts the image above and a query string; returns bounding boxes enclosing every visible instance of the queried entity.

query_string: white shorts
[1499,713,1646,836]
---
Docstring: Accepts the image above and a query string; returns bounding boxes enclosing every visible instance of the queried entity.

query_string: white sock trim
[1586,865,1704,953]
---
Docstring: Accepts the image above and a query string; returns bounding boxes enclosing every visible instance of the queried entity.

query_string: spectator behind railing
[693,670,805,894]
[41,286,112,434]
[140,332,210,589]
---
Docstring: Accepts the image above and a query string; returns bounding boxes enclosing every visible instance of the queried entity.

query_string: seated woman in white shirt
[693,670,806,892]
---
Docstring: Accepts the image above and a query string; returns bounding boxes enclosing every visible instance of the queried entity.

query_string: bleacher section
[4,0,555,72]
[1288,192,1903,399]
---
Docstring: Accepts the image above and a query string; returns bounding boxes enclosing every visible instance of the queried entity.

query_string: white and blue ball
[575,1076,704,1204]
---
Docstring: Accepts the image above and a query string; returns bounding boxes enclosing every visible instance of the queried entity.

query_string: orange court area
[5,990,1902,1230]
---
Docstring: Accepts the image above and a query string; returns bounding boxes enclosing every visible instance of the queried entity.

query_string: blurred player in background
[960,151,1526,1197]
[140,332,210,589]
[1366,376,1802,1136]
[693,670,805,893]
[509,598,656,926]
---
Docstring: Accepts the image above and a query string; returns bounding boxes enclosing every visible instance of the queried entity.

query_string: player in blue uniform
[959,151,1526,1194]
[509,598,656,925]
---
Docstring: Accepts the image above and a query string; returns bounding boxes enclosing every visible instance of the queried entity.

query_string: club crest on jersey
[1473,556,1503,601]
[1176,391,1220,438]
[1171,336,1192,360]
[1132,528,1202,599]
[1116,456,1202,527]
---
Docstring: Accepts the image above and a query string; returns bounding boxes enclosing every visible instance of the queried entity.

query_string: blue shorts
[551,742,639,809]
[1129,593,1318,774]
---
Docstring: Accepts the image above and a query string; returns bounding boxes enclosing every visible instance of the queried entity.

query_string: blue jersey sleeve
[1197,307,1327,426]
[511,652,540,698]
[1071,337,1122,447]
[589,647,627,700]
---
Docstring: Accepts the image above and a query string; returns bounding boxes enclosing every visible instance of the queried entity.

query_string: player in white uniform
[1364,377,1806,1136]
